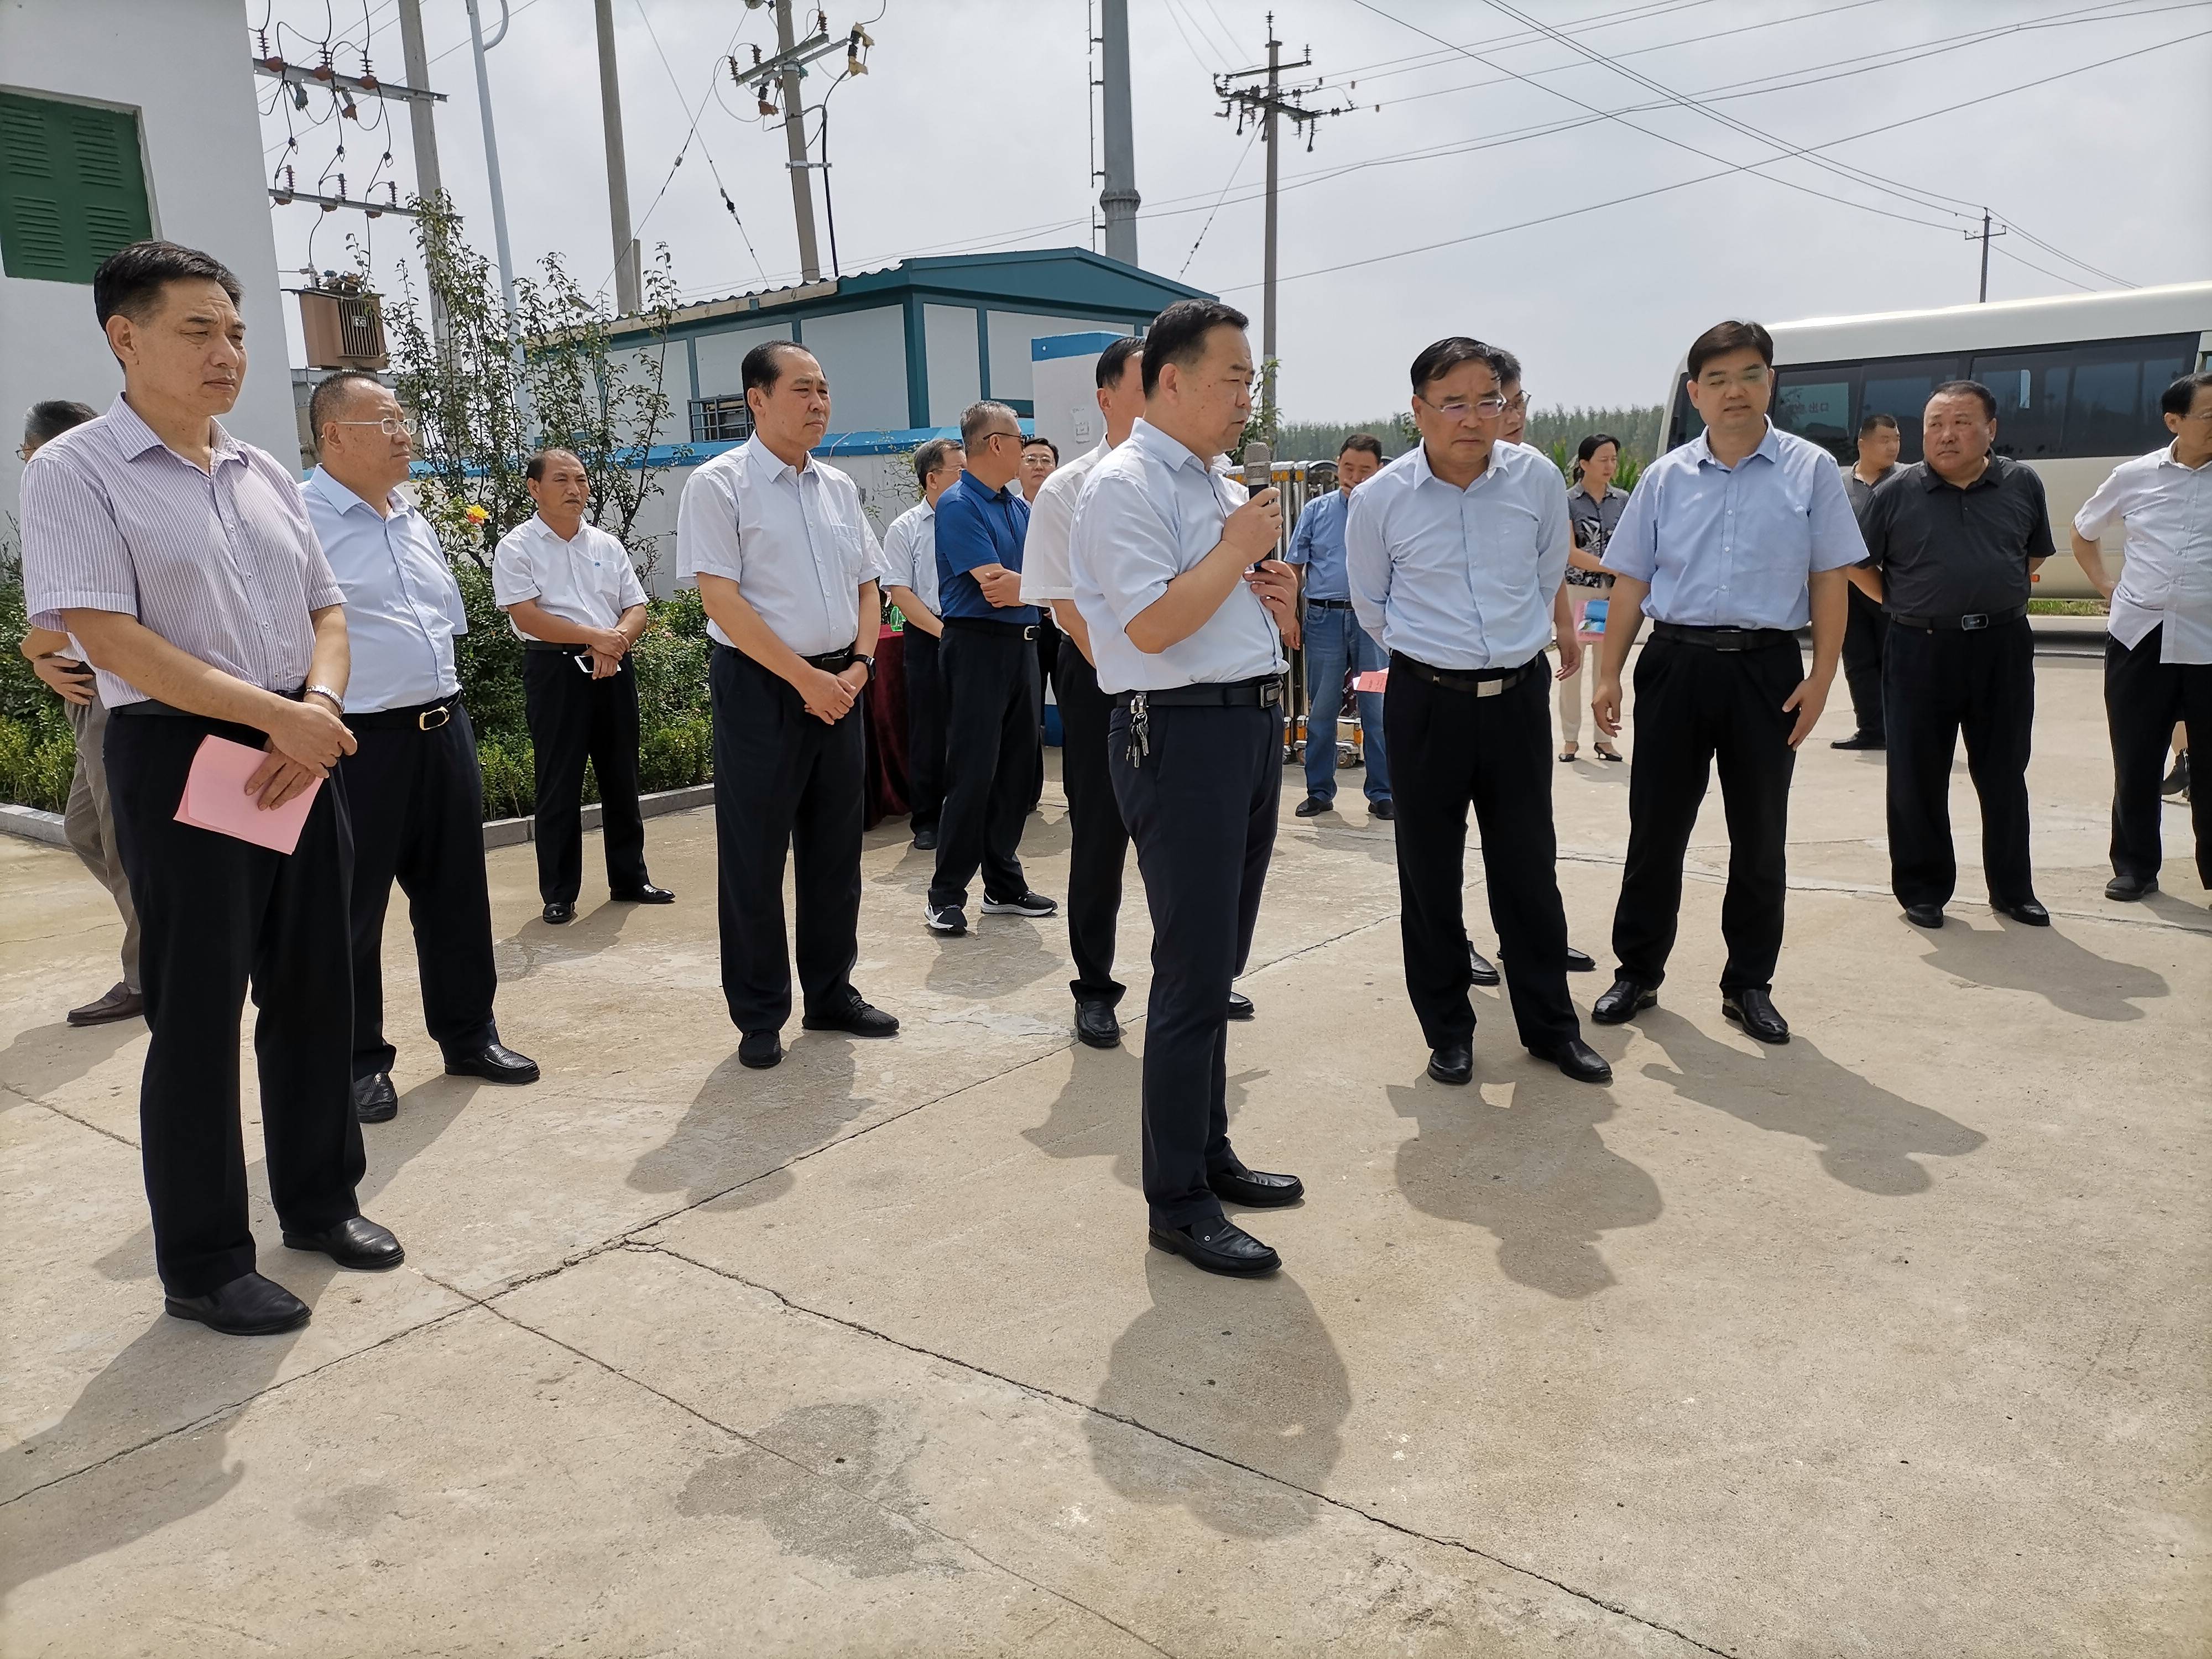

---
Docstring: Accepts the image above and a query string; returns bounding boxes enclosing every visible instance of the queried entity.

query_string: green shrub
[0,709,79,814]
[639,714,711,794]
[477,733,536,821]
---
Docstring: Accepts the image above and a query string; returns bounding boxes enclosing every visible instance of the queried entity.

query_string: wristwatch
[852,654,874,676]
[304,684,345,711]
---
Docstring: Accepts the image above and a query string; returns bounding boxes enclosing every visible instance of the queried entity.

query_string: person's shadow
[1636,1008,1985,1195]
[1087,1250,1348,1538]
[921,920,1066,1000]
[1390,1072,1662,1300]
[495,899,639,979]
[628,1037,871,1214]
[1021,1041,1145,1193]
[1911,919,2170,1023]
[0,1017,143,1119]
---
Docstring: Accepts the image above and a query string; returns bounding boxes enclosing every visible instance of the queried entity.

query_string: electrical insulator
[293,83,309,111]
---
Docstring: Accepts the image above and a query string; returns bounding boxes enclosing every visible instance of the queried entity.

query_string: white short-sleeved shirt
[1068,419,1286,695]
[1020,439,1109,603]
[2073,443,2212,664]
[676,436,885,654]
[492,514,647,636]
[1345,439,1571,671]
[879,500,940,614]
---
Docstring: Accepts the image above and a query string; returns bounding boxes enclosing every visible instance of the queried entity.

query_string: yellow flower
[464,504,489,524]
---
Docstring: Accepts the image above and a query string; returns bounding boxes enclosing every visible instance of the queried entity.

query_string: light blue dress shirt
[1600,421,1866,629]
[301,467,465,713]
[1345,439,1571,671]
[1286,487,1352,599]
[1068,419,1287,695]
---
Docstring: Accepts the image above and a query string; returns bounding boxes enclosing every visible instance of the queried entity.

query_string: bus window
[1773,368,1856,460]
[1974,334,2198,459]
[1973,351,2072,459]
[1860,357,1961,464]
[1667,383,1703,452]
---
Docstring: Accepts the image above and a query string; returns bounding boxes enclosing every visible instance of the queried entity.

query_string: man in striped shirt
[19,241,404,1338]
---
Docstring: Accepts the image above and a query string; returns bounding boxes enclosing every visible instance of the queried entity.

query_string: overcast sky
[254,0,2212,420]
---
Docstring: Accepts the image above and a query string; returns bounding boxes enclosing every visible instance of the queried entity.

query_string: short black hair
[740,338,813,395]
[1338,432,1385,462]
[913,436,961,486]
[1491,347,1523,388]
[1859,411,1900,436]
[1095,334,1144,390]
[1141,299,1249,397]
[1409,337,1508,397]
[2161,370,2212,418]
[1022,435,1058,462]
[1686,320,1774,379]
[1929,379,1997,421]
[23,400,97,448]
[307,370,387,453]
[526,446,585,482]
[92,241,243,328]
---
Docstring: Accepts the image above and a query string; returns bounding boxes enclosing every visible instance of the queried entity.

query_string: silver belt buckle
[418,703,452,731]
[1960,613,1989,631]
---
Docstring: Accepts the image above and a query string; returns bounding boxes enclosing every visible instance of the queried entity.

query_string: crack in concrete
[6,1089,140,1149]
[634,1242,1734,1658]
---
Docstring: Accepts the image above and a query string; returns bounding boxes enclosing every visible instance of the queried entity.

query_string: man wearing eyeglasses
[1590,320,1859,1046]
[924,401,1057,936]
[1348,338,1609,1091]
[302,372,540,1124]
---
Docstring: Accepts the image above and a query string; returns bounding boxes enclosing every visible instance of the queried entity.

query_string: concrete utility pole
[1215,14,1346,421]
[1969,210,2005,304]
[773,0,824,284]
[594,0,643,314]
[1098,0,1140,266]
[396,0,445,206]
[462,0,520,338]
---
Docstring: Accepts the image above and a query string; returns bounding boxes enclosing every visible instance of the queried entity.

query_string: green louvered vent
[0,93,152,284]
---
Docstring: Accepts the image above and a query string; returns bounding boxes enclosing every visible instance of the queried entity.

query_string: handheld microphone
[1241,441,1275,571]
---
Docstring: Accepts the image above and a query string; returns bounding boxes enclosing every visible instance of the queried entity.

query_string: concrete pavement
[1,650,2205,1657]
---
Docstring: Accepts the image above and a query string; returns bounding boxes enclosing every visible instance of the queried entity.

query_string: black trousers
[711,644,864,1032]
[105,710,364,1296]
[522,650,649,906]
[2107,624,2211,886]
[1611,637,1802,994]
[1057,637,1129,1005]
[1109,700,1282,1229]
[338,702,500,1081]
[1386,657,1579,1052]
[930,622,1040,911]
[1884,619,2036,910]
[1031,616,1061,815]
[1841,582,1890,740]
[902,627,946,833]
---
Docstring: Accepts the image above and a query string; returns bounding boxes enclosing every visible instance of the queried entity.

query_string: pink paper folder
[1352,669,1390,693]
[174,734,320,854]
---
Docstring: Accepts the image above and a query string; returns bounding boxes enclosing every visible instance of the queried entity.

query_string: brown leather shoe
[67,983,144,1027]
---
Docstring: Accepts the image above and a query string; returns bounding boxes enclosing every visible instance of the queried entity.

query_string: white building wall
[922,304,980,426]
[692,320,794,399]
[800,306,907,432]
[1,0,296,509]
[986,311,1131,404]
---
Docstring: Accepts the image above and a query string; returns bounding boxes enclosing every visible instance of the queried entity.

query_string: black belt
[802,650,856,672]
[1650,622,1799,652]
[1392,653,1532,698]
[113,686,307,719]
[943,615,1040,641]
[1305,597,1355,611]
[349,692,461,732]
[1886,604,2028,632]
[1113,675,1285,709]
[523,639,587,654]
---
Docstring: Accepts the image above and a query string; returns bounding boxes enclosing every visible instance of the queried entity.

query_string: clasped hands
[798,658,870,725]
[577,625,633,680]
[248,692,356,811]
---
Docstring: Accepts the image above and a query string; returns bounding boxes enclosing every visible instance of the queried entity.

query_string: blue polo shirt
[934,471,1037,624]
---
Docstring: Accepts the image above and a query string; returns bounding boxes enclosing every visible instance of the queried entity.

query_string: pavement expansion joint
[639,1240,1735,1658]
[9,1091,140,1149]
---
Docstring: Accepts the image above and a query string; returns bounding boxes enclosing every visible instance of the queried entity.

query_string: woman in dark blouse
[1560,433,1629,761]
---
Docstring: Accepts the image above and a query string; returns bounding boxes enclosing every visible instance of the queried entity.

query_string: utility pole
[1098,0,1140,266]
[462,0,519,340]
[773,0,823,283]
[1968,210,2005,304]
[395,0,445,206]
[593,0,643,313]
[735,3,870,285]
[1215,15,1345,426]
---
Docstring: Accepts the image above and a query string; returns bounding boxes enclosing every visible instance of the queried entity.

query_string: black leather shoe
[164,1271,310,1336]
[738,1030,784,1069]
[1564,945,1596,972]
[2104,873,2157,901]
[66,982,144,1027]
[1830,731,1886,750]
[1369,799,1395,821]
[911,826,939,850]
[1531,1037,1612,1084]
[1467,946,1500,987]
[1992,896,2051,926]
[445,1042,540,1084]
[282,1216,405,1270]
[1294,795,1329,817]
[611,883,676,904]
[1722,988,1790,1045]
[1075,1000,1121,1049]
[353,1072,398,1123]
[542,901,576,925]
[1148,1214,1280,1276]
[1209,1160,1305,1207]
[1427,1042,1474,1086]
[801,997,900,1037]
[1226,990,1254,1020]
[1591,977,1656,1024]
[1903,902,1945,930]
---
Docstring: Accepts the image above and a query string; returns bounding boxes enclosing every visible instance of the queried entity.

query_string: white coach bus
[1661,281,2212,597]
